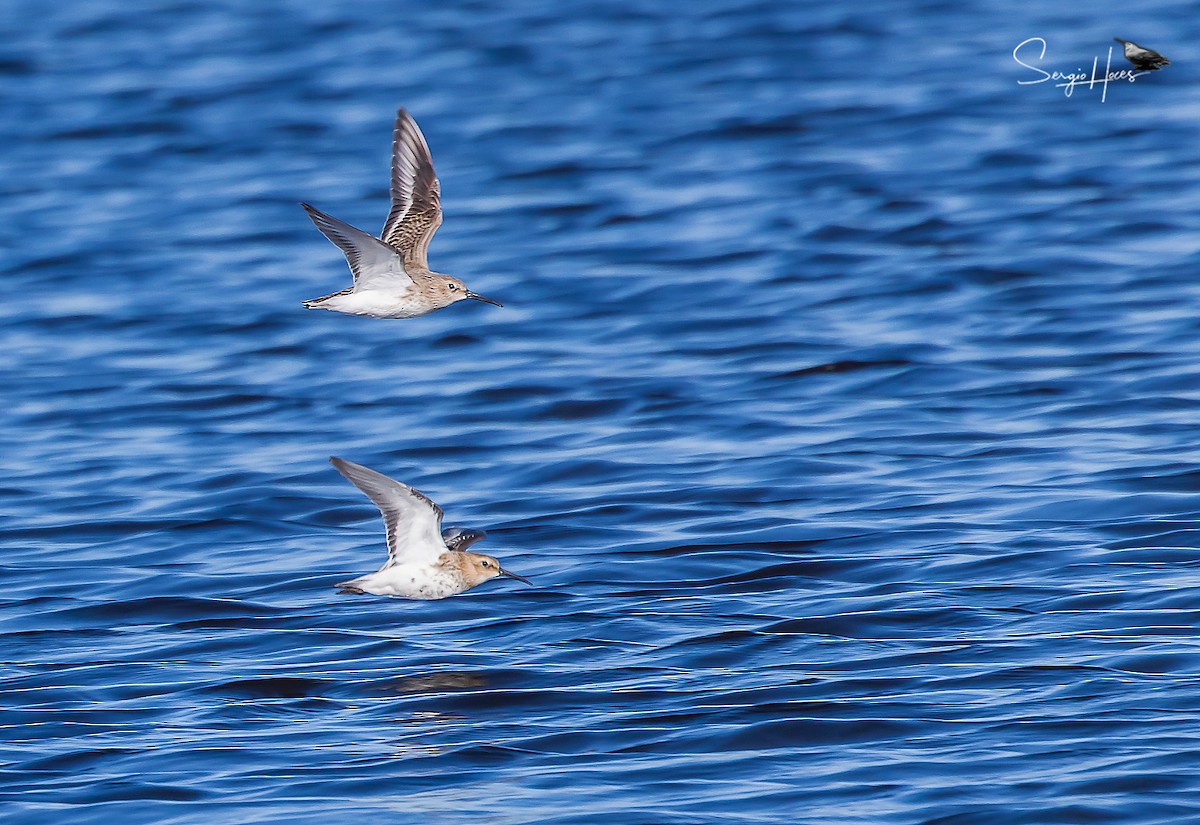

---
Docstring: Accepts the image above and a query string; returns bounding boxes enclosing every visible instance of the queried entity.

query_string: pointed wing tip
[329,456,357,477]
[393,109,430,146]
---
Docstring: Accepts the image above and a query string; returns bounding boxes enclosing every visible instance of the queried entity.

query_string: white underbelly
[323,286,431,319]
[358,566,462,599]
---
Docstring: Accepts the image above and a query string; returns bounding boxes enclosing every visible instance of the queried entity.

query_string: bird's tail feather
[303,287,353,309]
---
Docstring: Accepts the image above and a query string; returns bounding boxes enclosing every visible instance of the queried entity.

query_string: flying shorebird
[301,109,502,318]
[328,457,530,599]
[1114,38,1170,71]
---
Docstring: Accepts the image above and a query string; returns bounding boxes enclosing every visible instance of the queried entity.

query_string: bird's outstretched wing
[303,203,413,289]
[330,457,446,567]
[441,527,487,552]
[380,108,444,269]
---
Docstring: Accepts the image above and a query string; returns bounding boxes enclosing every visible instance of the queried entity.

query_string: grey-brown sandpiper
[302,109,502,318]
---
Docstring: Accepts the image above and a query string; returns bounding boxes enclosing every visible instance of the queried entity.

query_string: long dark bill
[499,567,532,585]
[467,291,503,307]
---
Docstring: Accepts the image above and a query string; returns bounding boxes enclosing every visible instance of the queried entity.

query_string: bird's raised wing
[303,203,414,289]
[441,527,487,552]
[380,108,443,269]
[330,457,446,567]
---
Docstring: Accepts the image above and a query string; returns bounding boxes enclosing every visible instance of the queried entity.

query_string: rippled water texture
[3,1,1200,822]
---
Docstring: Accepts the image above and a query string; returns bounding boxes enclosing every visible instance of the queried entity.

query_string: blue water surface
[3,1,1200,822]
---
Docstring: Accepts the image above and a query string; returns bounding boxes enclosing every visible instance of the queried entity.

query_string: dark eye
[447,282,458,291]
[481,560,491,567]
